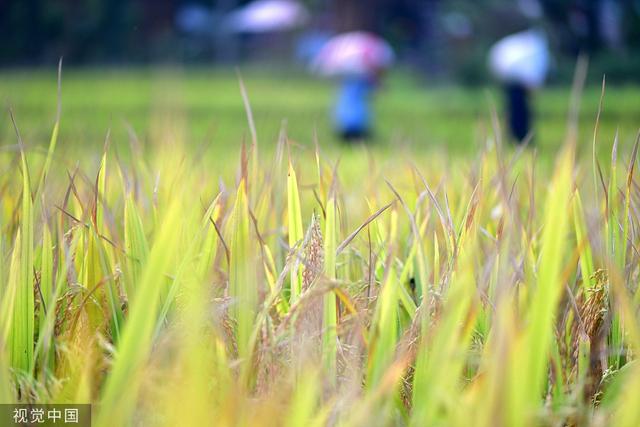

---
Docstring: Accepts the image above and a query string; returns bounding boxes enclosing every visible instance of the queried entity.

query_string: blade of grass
[287,159,304,302]
[520,143,575,417]
[323,194,338,384]
[8,110,35,375]
[96,200,183,427]
[228,180,258,378]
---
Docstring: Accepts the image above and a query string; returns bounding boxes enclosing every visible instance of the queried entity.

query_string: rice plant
[0,70,639,427]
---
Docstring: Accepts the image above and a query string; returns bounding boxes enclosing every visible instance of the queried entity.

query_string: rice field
[0,67,639,426]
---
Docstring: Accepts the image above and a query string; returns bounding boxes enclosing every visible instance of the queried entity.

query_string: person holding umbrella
[488,28,550,144]
[312,31,394,142]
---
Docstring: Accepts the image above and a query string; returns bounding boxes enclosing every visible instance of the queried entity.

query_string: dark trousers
[505,83,531,143]
[339,127,370,142]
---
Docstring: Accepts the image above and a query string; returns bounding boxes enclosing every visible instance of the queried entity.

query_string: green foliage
[96,201,183,427]
[0,71,638,427]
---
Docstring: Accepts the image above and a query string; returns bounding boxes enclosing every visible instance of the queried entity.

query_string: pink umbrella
[311,31,394,77]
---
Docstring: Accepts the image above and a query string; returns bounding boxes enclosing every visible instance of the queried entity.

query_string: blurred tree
[0,0,638,84]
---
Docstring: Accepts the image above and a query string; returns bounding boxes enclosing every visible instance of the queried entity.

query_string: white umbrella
[488,29,550,88]
[311,31,395,77]
[224,0,308,34]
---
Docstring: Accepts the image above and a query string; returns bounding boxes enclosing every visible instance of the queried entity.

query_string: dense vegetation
[0,69,639,426]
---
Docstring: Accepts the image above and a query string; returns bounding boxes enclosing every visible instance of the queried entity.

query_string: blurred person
[312,31,394,143]
[488,29,550,144]
[504,81,531,143]
[333,74,376,141]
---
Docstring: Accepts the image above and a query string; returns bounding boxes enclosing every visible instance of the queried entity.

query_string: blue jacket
[334,77,373,132]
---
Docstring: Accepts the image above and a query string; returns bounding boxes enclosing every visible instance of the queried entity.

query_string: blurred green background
[0,69,637,167]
